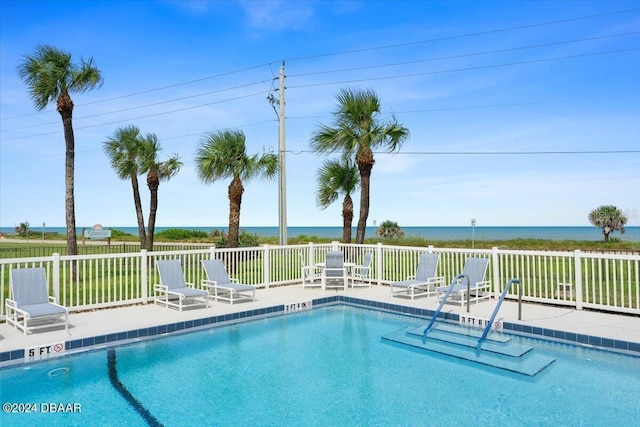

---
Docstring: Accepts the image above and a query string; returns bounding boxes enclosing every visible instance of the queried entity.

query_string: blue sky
[1,0,638,230]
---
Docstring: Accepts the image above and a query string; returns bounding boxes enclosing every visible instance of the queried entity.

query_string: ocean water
[1,225,639,241]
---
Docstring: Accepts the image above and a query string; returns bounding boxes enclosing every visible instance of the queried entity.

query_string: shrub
[156,228,209,240]
[209,229,261,248]
[14,222,30,237]
[376,220,405,238]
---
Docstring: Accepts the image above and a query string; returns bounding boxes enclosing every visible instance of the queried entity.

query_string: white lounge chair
[300,253,321,289]
[154,259,209,311]
[390,253,445,299]
[352,252,373,288]
[322,251,348,291]
[436,257,491,306]
[201,259,256,304]
[6,267,69,335]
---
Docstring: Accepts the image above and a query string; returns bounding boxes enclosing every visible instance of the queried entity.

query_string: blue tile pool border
[2,295,639,366]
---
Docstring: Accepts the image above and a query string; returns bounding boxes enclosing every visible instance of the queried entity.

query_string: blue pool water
[1,305,639,426]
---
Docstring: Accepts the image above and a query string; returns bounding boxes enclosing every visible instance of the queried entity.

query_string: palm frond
[17,45,103,110]
[315,158,359,209]
[103,125,142,179]
[195,129,278,184]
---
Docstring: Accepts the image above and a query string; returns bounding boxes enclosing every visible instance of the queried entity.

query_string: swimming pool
[2,305,639,426]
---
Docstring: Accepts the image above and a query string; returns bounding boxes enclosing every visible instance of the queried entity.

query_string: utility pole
[278,63,288,246]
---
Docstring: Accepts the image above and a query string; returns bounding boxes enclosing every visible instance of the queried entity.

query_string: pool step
[406,325,533,357]
[382,326,555,377]
[423,323,512,343]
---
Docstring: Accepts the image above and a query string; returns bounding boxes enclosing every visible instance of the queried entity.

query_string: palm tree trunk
[146,172,159,251]
[228,176,244,248]
[342,194,353,243]
[58,92,78,256]
[131,176,147,248]
[147,190,157,251]
[355,164,373,244]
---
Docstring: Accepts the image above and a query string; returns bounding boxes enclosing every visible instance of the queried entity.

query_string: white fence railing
[1,243,638,318]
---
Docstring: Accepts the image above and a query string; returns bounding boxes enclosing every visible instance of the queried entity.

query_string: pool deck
[1,284,639,364]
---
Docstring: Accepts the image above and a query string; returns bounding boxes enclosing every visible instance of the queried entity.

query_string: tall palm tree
[103,125,147,248]
[17,45,103,255]
[310,88,409,244]
[195,130,278,248]
[138,133,182,251]
[588,205,627,242]
[316,159,359,243]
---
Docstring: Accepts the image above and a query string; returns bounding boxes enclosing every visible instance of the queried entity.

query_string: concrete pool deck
[1,284,639,364]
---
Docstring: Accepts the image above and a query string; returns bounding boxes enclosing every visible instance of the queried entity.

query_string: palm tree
[138,133,182,250]
[316,159,359,243]
[14,222,30,237]
[17,45,103,255]
[103,125,147,248]
[588,205,627,242]
[376,220,405,238]
[310,88,409,244]
[195,130,278,248]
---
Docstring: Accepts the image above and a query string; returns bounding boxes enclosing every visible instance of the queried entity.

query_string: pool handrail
[478,278,521,343]
[422,273,469,341]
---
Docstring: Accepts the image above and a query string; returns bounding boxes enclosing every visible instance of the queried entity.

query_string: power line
[389,96,640,114]
[284,8,640,62]
[8,38,631,133]
[25,145,639,160]
[287,149,640,156]
[6,43,634,139]
[4,90,635,144]
[10,118,280,159]
[2,9,637,146]
[289,47,640,89]
[7,93,628,149]
[4,8,636,123]
[1,63,274,121]
[1,91,271,141]
[2,80,273,132]
[290,31,640,78]
[284,95,639,121]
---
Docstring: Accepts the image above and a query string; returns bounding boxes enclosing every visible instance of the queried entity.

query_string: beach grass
[2,232,639,256]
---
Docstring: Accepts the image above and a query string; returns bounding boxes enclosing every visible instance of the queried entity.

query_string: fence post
[492,247,500,299]
[574,249,583,310]
[307,242,315,264]
[141,249,148,303]
[263,245,271,288]
[52,253,61,301]
[376,243,383,286]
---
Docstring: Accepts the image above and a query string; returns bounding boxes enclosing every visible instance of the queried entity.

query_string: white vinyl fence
[1,243,638,319]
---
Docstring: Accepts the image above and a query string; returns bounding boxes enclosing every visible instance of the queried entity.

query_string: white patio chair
[436,257,491,306]
[6,267,69,335]
[154,259,209,311]
[322,251,348,291]
[390,253,445,299]
[300,253,322,288]
[352,252,373,288]
[201,259,256,304]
